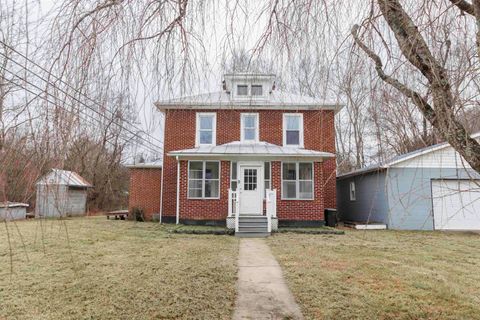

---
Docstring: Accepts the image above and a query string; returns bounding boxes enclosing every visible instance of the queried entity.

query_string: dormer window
[251,85,263,96]
[237,85,248,96]
[241,113,259,142]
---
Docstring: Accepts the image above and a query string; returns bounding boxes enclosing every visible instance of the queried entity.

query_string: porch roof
[168,141,335,161]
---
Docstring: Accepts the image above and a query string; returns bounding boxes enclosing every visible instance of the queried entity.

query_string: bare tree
[352,0,480,173]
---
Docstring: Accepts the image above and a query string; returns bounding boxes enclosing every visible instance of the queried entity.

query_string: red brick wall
[161,109,336,221]
[128,168,162,220]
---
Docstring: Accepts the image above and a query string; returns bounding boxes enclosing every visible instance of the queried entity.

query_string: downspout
[176,157,180,224]
[159,161,164,224]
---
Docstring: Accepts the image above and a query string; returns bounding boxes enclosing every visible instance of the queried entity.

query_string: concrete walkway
[233,238,304,320]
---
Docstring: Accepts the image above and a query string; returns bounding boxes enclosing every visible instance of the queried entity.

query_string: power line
[0,65,162,155]
[0,51,164,153]
[0,42,164,151]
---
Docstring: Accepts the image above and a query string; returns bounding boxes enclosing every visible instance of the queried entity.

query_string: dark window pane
[299,163,312,180]
[282,163,296,180]
[205,180,219,197]
[237,85,248,95]
[286,130,300,145]
[189,162,203,179]
[264,162,270,179]
[251,85,263,95]
[231,162,237,180]
[205,162,219,179]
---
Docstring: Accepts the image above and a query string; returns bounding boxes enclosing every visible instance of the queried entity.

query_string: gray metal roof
[36,169,92,187]
[337,132,480,179]
[168,141,335,160]
[155,90,343,112]
[126,159,163,169]
[0,202,29,208]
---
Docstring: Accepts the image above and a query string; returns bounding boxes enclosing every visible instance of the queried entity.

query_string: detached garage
[337,133,480,230]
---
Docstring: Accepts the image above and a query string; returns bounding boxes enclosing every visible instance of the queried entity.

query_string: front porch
[227,188,278,237]
[167,141,335,236]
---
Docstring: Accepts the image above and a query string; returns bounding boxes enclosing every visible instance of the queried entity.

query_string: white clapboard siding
[394,145,472,169]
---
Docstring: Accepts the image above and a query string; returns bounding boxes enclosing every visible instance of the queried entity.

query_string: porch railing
[228,188,240,232]
[266,189,277,233]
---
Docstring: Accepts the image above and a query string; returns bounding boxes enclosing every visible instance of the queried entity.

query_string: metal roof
[168,141,335,160]
[126,159,163,169]
[337,132,480,179]
[0,202,29,208]
[36,169,93,187]
[155,90,343,112]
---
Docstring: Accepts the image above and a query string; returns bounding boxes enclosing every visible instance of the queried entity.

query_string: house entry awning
[168,141,335,161]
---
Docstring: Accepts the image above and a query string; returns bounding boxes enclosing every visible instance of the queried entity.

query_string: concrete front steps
[235,215,270,238]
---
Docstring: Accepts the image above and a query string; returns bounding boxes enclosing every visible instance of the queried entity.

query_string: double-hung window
[196,113,216,146]
[283,114,303,147]
[241,113,259,142]
[188,161,220,198]
[282,162,313,200]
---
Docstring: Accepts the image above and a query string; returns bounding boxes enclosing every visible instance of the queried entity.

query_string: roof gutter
[167,152,335,161]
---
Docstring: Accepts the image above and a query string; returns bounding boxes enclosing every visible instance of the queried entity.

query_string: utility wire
[0,43,164,151]
[0,65,162,155]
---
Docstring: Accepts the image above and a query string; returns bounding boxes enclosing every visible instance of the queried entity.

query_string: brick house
[129,73,343,236]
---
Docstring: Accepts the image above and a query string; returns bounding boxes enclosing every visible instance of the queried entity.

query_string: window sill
[280,198,315,201]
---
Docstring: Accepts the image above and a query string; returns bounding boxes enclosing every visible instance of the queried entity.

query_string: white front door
[238,162,264,215]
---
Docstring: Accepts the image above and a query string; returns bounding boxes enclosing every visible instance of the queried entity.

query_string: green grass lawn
[0,217,238,320]
[268,230,480,320]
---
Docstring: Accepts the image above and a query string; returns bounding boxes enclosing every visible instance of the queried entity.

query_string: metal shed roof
[0,202,29,208]
[168,141,335,160]
[36,169,93,188]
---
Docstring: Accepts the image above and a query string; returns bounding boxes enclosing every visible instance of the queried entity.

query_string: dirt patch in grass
[0,217,238,320]
[268,230,480,320]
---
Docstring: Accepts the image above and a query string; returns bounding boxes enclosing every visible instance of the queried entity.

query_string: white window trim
[196,112,216,147]
[281,161,314,200]
[350,181,356,201]
[283,113,304,147]
[240,113,259,142]
[187,160,221,199]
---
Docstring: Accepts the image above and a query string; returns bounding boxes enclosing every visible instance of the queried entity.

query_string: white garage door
[432,179,480,230]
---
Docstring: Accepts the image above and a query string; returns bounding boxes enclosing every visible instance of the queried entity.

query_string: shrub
[129,207,145,222]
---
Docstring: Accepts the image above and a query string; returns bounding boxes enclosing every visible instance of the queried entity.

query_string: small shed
[35,169,92,218]
[0,202,29,221]
[337,133,480,231]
